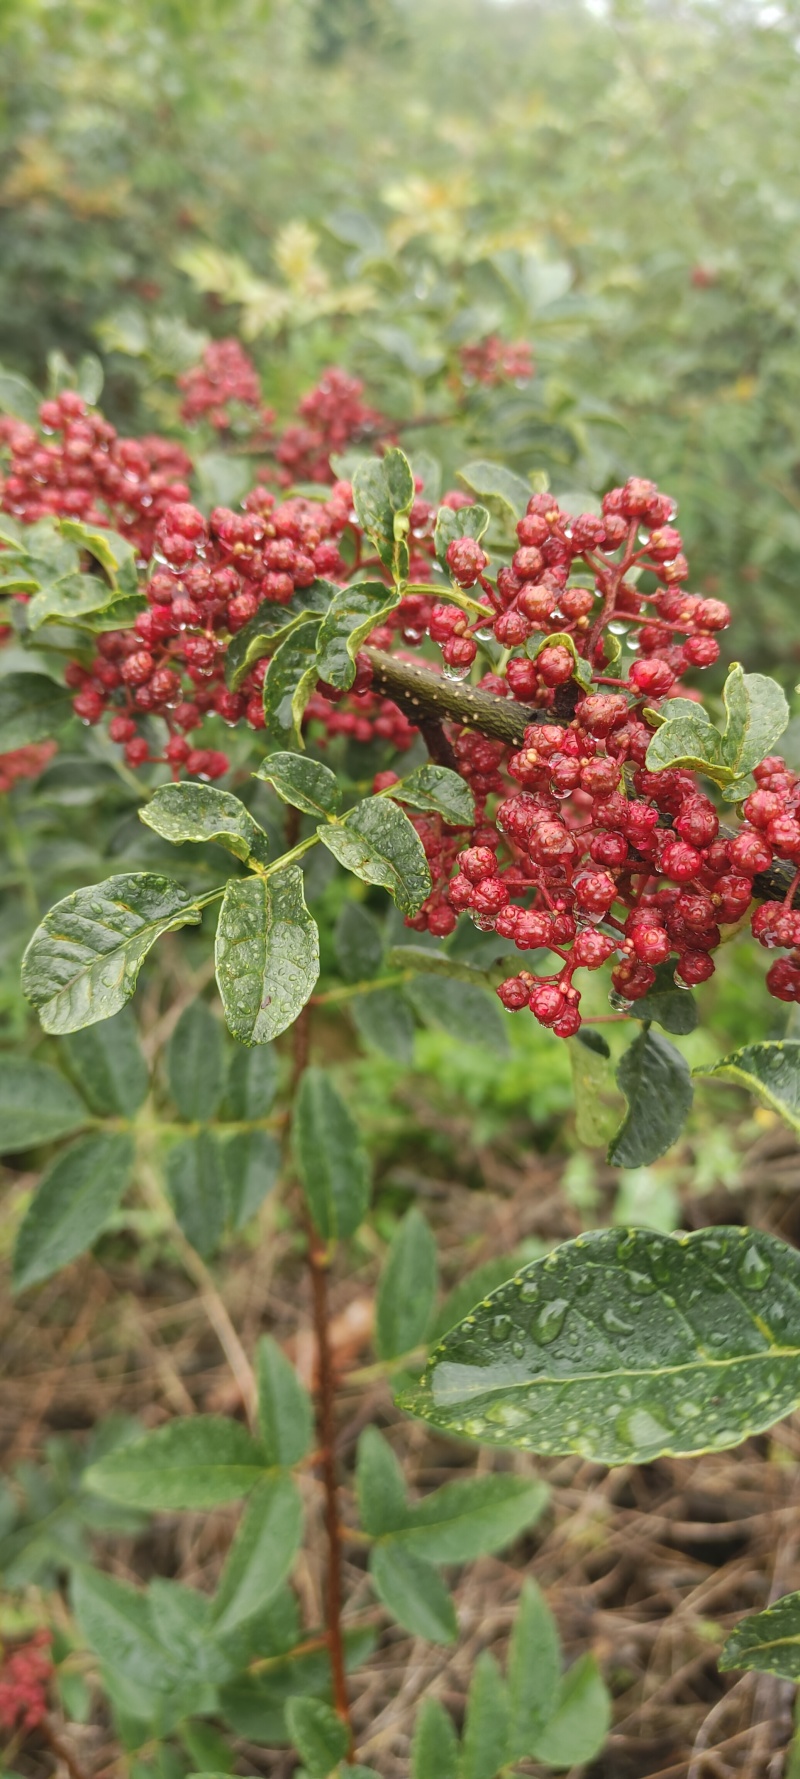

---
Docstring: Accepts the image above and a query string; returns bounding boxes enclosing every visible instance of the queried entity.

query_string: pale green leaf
[212,1474,303,1633]
[255,1336,313,1468]
[14,1132,134,1292]
[293,1066,370,1240]
[0,1056,88,1153]
[85,1417,266,1507]
[376,1207,437,1358]
[369,1544,457,1644]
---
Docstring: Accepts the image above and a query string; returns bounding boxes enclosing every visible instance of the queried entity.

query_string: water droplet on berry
[474,626,494,642]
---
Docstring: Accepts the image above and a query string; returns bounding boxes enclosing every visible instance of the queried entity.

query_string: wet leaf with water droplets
[318,795,431,916]
[398,1227,800,1464]
[140,783,270,867]
[697,1040,800,1135]
[215,867,319,1045]
[720,1589,800,1681]
[608,1027,692,1167]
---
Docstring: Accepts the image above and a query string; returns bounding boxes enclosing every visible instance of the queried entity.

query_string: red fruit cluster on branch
[0,1631,52,1734]
[275,368,387,486]
[0,741,57,793]
[178,338,275,436]
[0,391,193,556]
[457,336,535,387]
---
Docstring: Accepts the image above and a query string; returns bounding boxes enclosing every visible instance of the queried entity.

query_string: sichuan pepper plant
[7,359,800,1766]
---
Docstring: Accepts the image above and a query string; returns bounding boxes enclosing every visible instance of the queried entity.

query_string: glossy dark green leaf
[389,764,475,826]
[224,583,332,690]
[0,672,72,747]
[608,1027,692,1167]
[22,874,205,1036]
[167,999,224,1121]
[315,580,400,689]
[13,1132,134,1292]
[140,783,270,867]
[457,460,531,529]
[262,619,322,749]
[255,1336,314,1468]
[507,1579,560,1758]
[634,963,699,1035]
[27,573,117,631]
[224,1130,280,1229]
[369,1543,457,1644]
[215,867,319,1045]
[318,796,431,916]
[399,1226,800,1463]
[254,751,340,818]
[285,1697,348,1779]
[355,1428,408,1538]
[376,1207,437,1359]
[64,1006,148,1117]
[349,987,415,1064]
[410,1698,459,1779]
[212,1474,303,1633]
[720,1590,800,1681]
[293,1066,370,1240]
[645,709,726,777]
[721,663,789,777]
[434,501,490,566]
[532,1655,610,1767]
[166,1132,227,1259]
[462,1652,509,1779]
[0,1056,88,1153]
[352,448,415,580]
[85,1417,266,1508]
[226,1044,279,1120]
[388,1474,549,1564]
[432,1256,524,1343]
[697,1040,800,1134]
[404,975,508,1055]
[334,900,384,982]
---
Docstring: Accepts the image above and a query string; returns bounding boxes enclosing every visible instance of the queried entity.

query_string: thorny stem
[292,965,354,1752]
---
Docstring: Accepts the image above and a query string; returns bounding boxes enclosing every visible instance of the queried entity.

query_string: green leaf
[462,1651,509,1779]
[507,1579,561,1758]
[0,1056,88,1153]
[349,987,416,1064]
[389,764,475,826]
[434,501,490,567]
[608,1027,693,1167]
[721,663,789,777]
[215,867,319,1045]
[13,1132,134,1292]
[404,975,508,1055]
[168,999,224,1121]
[212,1474,303,1633]
[86,1417,266,1508]
[532,1654,611,1767]
[71,1568,182,1697]
[634,962,699,1035]
[400,1225,800,1463]
[410,1697,460,1779]
[285,1697,349,1778]
[58,521,138,594]
[166,1132,227,1259]
[315,580,400,689]
[645,712,727,778]
[318,796,431,917]
[697,1040,800,1134]
[64,1006,149,1117]
[262,619,322,749]
[334,901,384,982]
[352,448,415,581]
[568,1033,622,1147]
[457,460,532,529]
[255,1336,314,1468]
[224,1131,280,1229]
[369,1544,457,1644]
[140,783,270,868]
[26,573,119,631]
[0,672,72,747]
[432,1256,525,1343]
[254,751,340,819]
[293,1066,370,1240]
[22,874,205,1036]
[225,584,332,690]
[386,945,492,985]
[720,1590,800,1681]
[0,366,40,424]
[226,1044,279,1120]
[376,1207,437,1359]
[389,1474,549,1564]
[355,1428,408,1537]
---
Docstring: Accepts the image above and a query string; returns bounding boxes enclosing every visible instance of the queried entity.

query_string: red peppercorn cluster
[0,1631,52,1735]
[177,338,275,436]
[745,756,800,1001]
[275,368,387,486]
[457,336,535,387]
[0,740,57,794]
[0,392,193,556]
